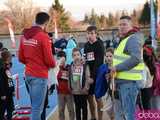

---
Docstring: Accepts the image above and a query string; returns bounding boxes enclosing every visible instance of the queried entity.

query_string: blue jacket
[64,38,77,65]
[95,64,110,99]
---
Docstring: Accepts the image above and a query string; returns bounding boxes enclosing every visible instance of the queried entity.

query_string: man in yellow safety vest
[110,16,145,120]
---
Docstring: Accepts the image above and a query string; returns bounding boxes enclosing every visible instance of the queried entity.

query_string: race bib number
[5,70,14,87]
[8,79,14,87]
[87,52,95,61]
[61,70,69,80]
[73,74,81,82]
[72,66,81,82]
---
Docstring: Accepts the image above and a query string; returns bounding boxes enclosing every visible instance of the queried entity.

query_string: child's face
[73,51,81,62]
[4,57,12,69]
[87,30,97,43]
[59,57,66,66]
[105,51,113,65]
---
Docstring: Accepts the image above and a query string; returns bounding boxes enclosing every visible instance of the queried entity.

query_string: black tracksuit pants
[74,95,88,120]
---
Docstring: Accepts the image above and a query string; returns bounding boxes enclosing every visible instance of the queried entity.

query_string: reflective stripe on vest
[113,35,145,81]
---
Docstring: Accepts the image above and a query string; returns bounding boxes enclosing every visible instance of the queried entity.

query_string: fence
[0,27,150,55]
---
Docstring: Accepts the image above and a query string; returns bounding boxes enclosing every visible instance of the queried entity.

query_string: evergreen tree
[121,10,128,16]
[131,9,139,25]
[89,9,97,25]
[48,0,70,32]
[139,1,150,26]
[99,14,106,29]
[88,9,101,28]
[107,12,114,27]
[84,14,89,23]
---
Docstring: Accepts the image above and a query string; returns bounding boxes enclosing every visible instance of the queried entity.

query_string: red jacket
[56,65,71,94]
[18,26,56,79]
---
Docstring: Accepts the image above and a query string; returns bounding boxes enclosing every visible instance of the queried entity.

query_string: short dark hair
[86,26,97,32]
[48,32,53,41]
[72,48,82,56]
[106,48,114,54]
[1,50,11,61]
[120,15,131,20]
[48,33,53,38]
[35,12,50,25]
[0,42,3,50]
[57,51,66,59]
[1,48,8,51]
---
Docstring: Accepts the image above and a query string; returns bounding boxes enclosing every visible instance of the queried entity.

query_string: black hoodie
[84,39,105,81]
[0,63,14,97]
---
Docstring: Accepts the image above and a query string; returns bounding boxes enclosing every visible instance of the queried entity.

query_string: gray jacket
[69,63,91,95]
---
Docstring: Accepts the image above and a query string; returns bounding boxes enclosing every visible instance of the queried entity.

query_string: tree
[5,0,40,32]
[114,11,120,26]
[84,9,101,28]
[121,10,128,16]
[131,9,139,25]
[139,1,150,26]
[83,9,121,29]
[48,0,70,32]
[132,9,137,17]
[106,13,114,27]
[84,14,89,23]
[58,12,71,32]
[99,14,106,29]
[89,9,97,25]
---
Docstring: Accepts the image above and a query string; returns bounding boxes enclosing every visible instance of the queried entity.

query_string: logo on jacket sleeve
[23,39,38,47]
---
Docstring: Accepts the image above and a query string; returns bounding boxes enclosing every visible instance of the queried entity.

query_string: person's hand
[82,87,88,93]
[105,73,111,80]
[109,67,116,74]
[1,96,6,100]
[81,58,86,64]
[88,77,94,84]
[59,57,65,66]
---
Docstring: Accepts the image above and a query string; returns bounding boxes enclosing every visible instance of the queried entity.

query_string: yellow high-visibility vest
[113,35,145,81]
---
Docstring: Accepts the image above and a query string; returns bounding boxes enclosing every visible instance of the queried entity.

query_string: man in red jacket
[18,12,56,120]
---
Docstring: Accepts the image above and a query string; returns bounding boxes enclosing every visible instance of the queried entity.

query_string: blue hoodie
[95,64,110,99]
[64,38,77,65]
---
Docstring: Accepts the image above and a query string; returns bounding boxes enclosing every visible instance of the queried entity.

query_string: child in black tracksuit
[0,50,14,120]
[69,48,93,120]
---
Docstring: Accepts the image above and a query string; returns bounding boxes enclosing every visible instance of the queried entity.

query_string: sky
[0,0,147,20]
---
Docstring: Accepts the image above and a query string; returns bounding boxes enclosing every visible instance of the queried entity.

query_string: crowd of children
[2,22,160,120]
[55,28,160,120]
